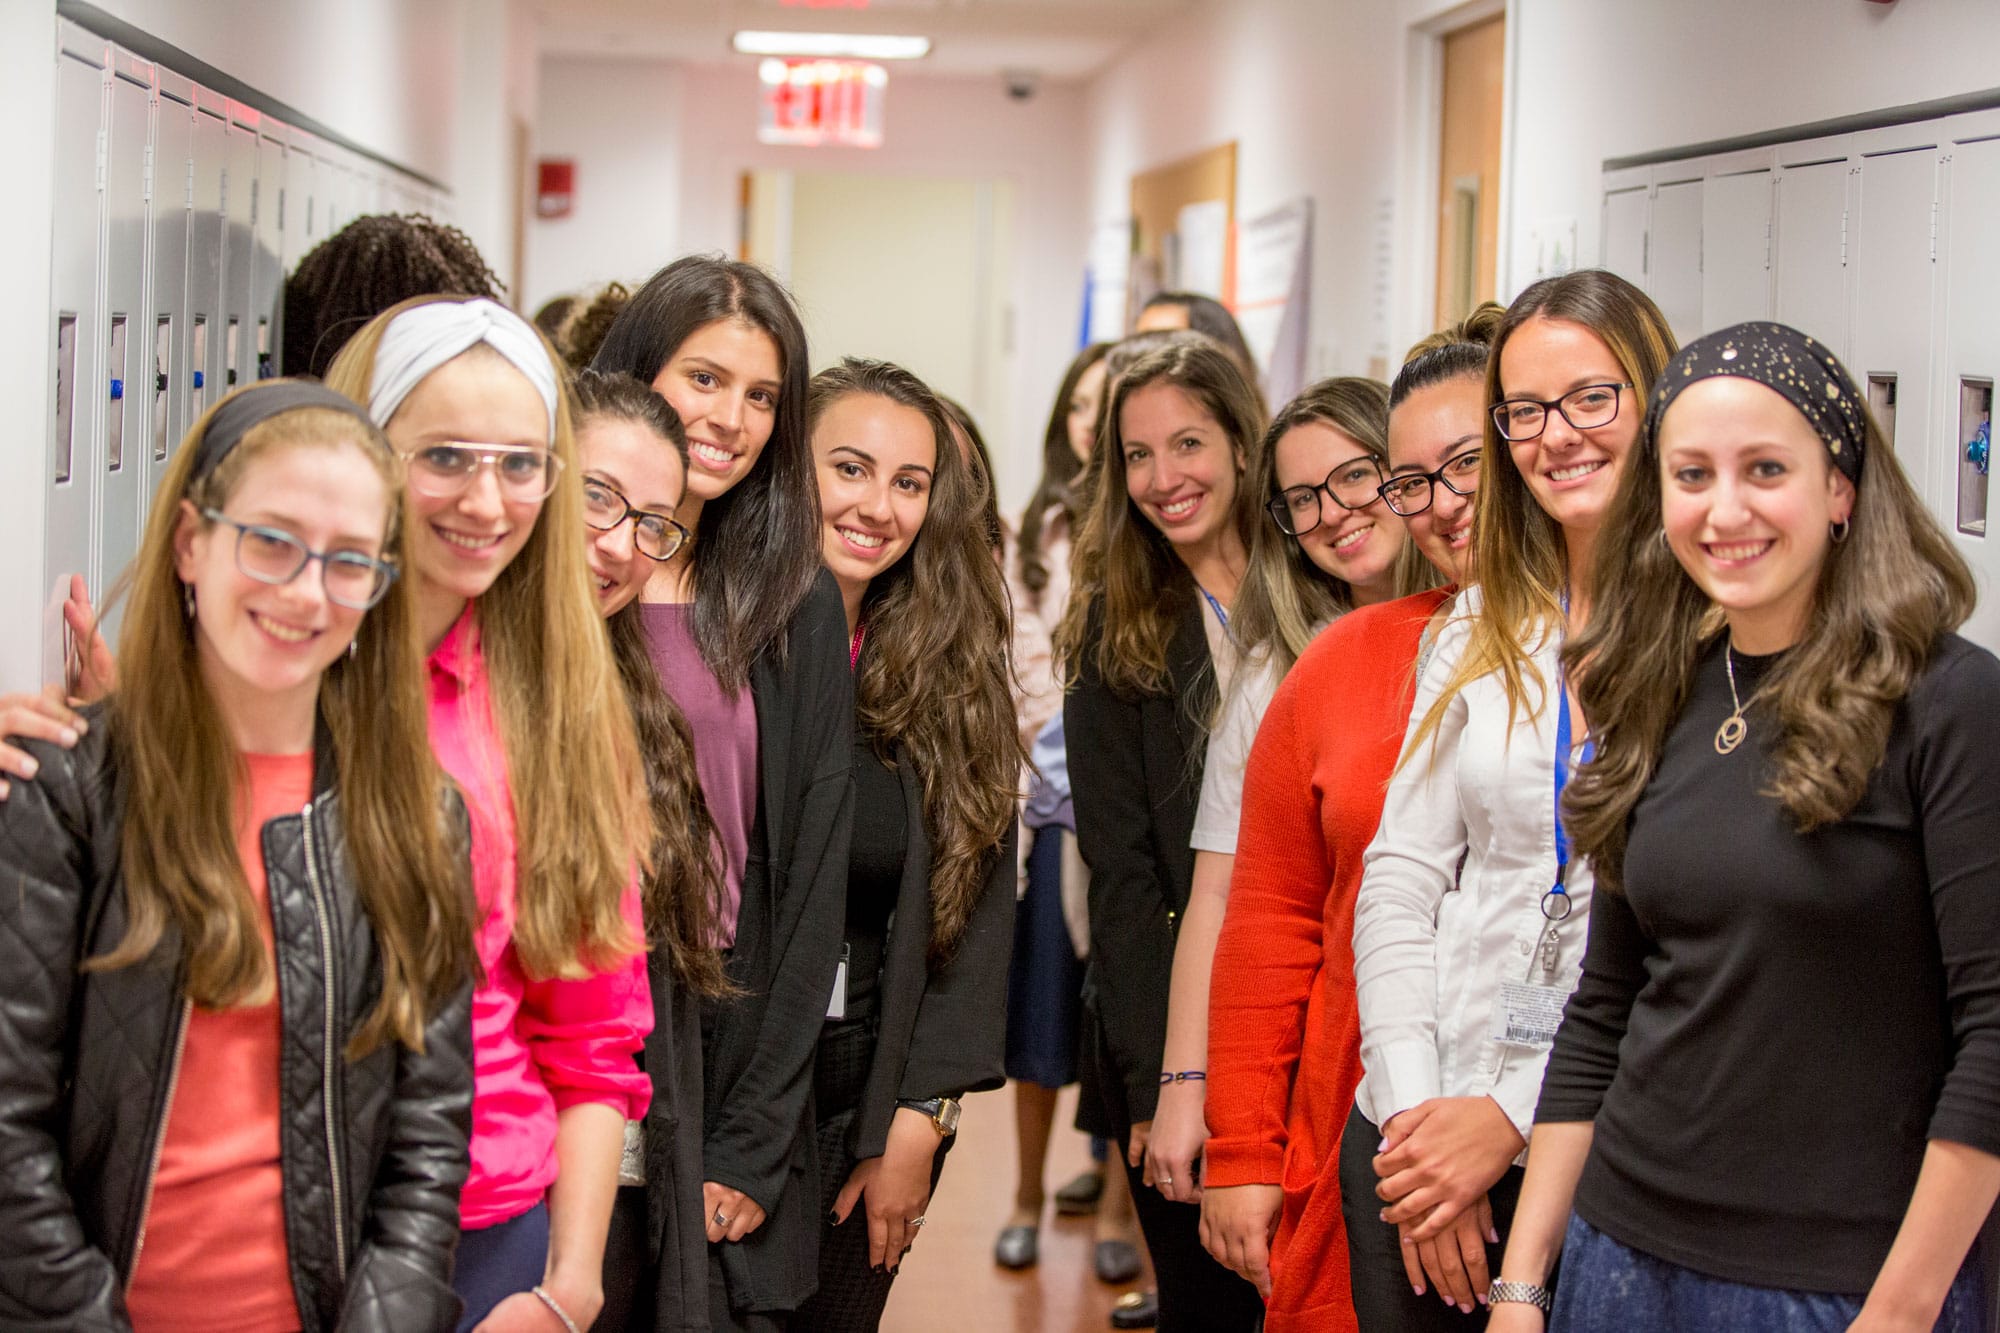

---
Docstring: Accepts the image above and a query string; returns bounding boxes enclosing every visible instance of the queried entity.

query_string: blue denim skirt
[1549,1213,1985,1333]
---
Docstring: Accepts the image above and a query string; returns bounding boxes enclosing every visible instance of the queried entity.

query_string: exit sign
[758,59,886,148]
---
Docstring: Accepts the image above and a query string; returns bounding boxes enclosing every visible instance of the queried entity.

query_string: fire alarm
[536,159,575,219]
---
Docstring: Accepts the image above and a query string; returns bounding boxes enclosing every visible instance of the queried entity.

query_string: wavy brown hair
[326,297,646,980]
[1564,369,1975,893]
[1404,270,1677,765]
[1055,335,1267,699]
[1231,377,1440,677]
[95,386,475,1056]
[573,371,732,996]
[1016,343,1112,609]
[809,359,1024,963]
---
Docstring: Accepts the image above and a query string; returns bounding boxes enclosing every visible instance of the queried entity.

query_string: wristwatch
[1488,1279,1553,1312]
[897,1097,962,1137]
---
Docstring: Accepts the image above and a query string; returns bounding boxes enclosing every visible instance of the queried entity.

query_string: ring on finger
[713,1209,730,1228]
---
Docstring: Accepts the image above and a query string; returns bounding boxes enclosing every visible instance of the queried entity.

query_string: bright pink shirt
[427,608,652,1230]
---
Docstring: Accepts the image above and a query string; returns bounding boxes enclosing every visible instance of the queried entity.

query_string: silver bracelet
[531,1284,583,1333]
[1488,1279,1553,1312]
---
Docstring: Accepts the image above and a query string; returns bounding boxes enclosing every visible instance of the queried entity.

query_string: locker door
[189,107,227,422]
[1648,178,1703,345]
[1850,147,1941,507]
[223,119,258,396]
[1702,170,1774,331]
[98,70,153,634]
[1601,186,1648,287]
[150,93,193,475]
[47,48,108,662]
[1773,158,1853,358]
[1939,138,2000,652]
[253,133,286,381]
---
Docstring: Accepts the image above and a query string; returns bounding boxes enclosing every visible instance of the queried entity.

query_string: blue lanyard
[1545,595,1595,929]
[1196,584,1236,644]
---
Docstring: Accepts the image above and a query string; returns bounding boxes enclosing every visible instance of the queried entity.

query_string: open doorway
[1433,13,1505,328]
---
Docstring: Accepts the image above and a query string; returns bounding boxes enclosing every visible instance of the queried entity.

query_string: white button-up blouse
[1352,585,1593,1143]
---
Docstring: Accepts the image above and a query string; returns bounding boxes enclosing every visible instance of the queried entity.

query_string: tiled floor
[882,1084,1154,1332]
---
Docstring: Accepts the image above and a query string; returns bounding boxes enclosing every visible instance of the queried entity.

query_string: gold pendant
[1714,714,1747,755]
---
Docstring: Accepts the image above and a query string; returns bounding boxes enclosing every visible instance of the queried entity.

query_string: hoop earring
[1657,528,1672,549]
[1830,518,1851,544]
[181,582,196,619]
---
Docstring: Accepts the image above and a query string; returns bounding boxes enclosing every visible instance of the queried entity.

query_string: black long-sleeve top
[1536,633,2000,1294]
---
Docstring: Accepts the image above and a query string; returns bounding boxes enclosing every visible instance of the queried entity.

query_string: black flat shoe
[1094,1238,1142,1284]
[993,1224,1039,1270]
[1054,1167,1106,1215]
[1110,1291,1159,1329]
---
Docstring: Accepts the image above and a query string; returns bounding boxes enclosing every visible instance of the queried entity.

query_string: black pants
[1341,1104,1527,1332]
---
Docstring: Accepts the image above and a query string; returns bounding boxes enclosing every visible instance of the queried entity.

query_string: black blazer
[847,753,1016,1162]
[635,954,709,1333]
[1064,594,1214,1127]
[702,571,854,1316]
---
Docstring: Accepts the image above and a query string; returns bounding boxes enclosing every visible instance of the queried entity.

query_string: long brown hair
[1056,336,1267,699]
[1016,343,1112,609]
[1404,270,1677,763]
[1231,377,1439,677]
[572,370,732,997]
[1564,374,1975,892]
[96,386,475,1056]
[325,297,646,980]
[809,359,1024,962]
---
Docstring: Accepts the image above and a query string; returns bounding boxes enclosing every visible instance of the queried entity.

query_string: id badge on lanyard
[1499,653,1592,1049]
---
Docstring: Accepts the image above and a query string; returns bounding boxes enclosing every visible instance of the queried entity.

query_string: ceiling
[529,0,1197,80]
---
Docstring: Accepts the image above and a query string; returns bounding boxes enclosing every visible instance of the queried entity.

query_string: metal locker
[1850,146,1942,508]
[222,116,258,397]
[253,132,286,382]
[150,80,193,473]
[1773,156,1853,359]
[1601,185,1648,289]
[1939,137,2000,652]
[1648,177,1704,345]
[97,64,153,635]
[189,101,227,424]
[46,42,109,676]
[1702,170,1775,331]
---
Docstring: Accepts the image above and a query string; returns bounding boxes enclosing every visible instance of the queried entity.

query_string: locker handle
[157,372,169,393]
[110,378,124,401]
[192,370,205,389]
[257,353,274,380]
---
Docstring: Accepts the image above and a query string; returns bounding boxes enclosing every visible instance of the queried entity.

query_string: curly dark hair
[282,213,503,378]
[558,282,633,373]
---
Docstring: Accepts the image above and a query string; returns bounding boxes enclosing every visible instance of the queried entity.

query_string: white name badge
[826,943,851,1021]
[1493,980,1569,1050]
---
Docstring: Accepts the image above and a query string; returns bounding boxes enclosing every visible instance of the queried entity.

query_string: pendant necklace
[1714,643,1748,755]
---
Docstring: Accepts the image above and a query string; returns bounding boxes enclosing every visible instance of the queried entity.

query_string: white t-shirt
[1190,618,1331,855]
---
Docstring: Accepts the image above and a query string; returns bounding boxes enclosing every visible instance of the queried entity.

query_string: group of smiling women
[0,249,1994,1333]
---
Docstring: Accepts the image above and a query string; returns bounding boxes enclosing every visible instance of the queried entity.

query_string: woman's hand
[1147,1080,1207,1203]
[1376,1096,1525,1240]
[0,687,85,801]
[702,1181,768,1244]
[1399,1194,1497,1313]
[831,1106,940,1271]
[1127,1120,1152,1180]
[1199,1182,1282,1298]
[62,575,116,703]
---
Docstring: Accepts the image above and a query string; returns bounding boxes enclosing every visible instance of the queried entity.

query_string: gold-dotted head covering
[1644,321,1866,484]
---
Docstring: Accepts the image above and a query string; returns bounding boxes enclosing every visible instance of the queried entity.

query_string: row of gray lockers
[1596,94,2000,650]
[43,17,446,662]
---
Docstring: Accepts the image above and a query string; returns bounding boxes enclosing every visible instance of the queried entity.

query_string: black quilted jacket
[0,718,476,1332]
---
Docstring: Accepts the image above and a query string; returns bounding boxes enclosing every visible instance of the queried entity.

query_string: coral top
[1204,589,1449,1333]
[125,751,314,1333]
[428,608,653,1230]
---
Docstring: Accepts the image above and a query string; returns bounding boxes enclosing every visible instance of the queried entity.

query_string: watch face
[936,1100,962,1135]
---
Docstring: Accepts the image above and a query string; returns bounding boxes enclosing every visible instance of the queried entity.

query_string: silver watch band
[1488,1279,1554,1312]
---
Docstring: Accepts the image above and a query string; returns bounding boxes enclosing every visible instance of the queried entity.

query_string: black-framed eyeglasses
[1490,382,1631,442]
[1266,454,1386,536]
[581,477,691,562]
[199,507,398,610]
[1376,446,1484,517]
[402,442,565,502]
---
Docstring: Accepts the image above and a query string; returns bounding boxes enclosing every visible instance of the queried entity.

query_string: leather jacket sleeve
[0,735,131,1331]
[335,977,475,1333]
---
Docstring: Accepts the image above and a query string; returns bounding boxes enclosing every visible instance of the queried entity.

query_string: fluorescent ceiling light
[732,30,931,60]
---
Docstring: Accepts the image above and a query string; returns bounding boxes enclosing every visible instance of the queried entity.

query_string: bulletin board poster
[1086,216,1134,346]
[1236,197,1313,408]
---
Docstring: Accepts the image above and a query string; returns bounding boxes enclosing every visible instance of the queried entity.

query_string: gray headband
[191,381,378,482]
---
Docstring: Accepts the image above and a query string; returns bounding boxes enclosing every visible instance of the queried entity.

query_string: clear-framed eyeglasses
[1376,447,1484,517]
[1266,454,1386,536]
[401,442,565,502]
[582,477,691,562]
[1490,382,1631,442]
[199,508,398,610]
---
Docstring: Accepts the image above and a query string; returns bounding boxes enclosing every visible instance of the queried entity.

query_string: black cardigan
[845,752,1016,1161]
[1064,596,1214,1127]
[702,571,855,1316]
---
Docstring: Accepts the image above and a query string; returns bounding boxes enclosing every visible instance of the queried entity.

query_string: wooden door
[1435,14,1504,328]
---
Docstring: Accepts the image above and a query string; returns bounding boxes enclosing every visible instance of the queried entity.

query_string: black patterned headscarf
[1644,321,1866,484]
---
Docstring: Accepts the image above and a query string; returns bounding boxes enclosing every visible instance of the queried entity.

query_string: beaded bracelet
[532,1285,582,1333]
[1157,1070,1208,1085]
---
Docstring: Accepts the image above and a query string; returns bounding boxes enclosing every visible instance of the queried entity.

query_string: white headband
[367,298,560,444]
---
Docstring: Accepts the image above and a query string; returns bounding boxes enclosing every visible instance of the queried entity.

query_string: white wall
[525,60,1091,514]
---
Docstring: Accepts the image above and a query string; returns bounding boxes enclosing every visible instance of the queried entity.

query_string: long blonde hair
[1403,271,1677,764]
[95,386,475,1056]
[325,297,645,979]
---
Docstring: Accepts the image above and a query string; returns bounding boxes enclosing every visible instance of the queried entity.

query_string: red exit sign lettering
[759,59,886,148]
